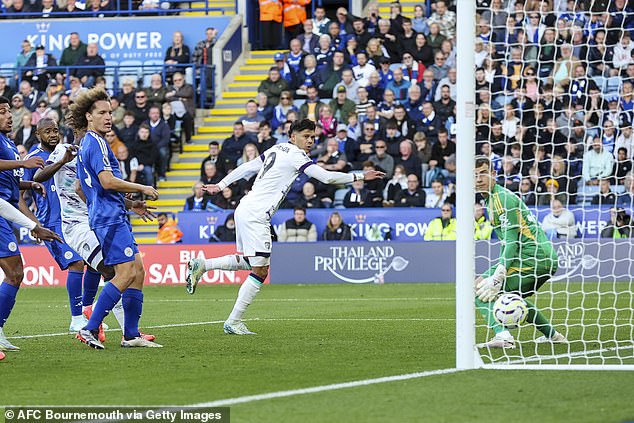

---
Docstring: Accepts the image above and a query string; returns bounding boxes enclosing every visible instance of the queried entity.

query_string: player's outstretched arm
[34,145,78,183]
[304,165,385,185]
[202,158,264,195]
[98,170,159,200]
[0,157,44,171]
[0,198,62,243]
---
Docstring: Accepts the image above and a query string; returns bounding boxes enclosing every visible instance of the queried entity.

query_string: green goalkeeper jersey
[485,184,557,272]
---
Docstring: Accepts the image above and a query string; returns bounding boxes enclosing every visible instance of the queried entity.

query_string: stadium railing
[0,0,236,18]
[12,63,215,108]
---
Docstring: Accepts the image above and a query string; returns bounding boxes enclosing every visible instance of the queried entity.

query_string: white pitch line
[5,318,439,340]
[189,368,464,408]
[16,297,454,304]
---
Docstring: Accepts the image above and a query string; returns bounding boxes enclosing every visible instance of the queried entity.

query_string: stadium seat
[333,188,348,208]
[0,63,14,78]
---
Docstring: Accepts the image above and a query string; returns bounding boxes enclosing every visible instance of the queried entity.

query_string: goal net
[457,0,634,369]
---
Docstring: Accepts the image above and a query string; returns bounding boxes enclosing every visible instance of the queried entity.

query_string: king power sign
[0,17,230,65]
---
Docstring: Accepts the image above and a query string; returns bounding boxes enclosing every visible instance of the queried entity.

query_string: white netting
[473,0,634,366]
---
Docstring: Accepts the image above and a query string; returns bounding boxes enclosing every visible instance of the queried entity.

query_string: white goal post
[455,1,634,370]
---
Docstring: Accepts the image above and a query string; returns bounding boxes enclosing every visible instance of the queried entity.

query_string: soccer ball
[493,293,528,329]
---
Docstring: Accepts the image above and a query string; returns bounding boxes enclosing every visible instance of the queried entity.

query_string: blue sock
[0,282,19,328]
[122,288,143,340]
[85,282,121,331]
[67,270,83,317]
[82,269,101,308]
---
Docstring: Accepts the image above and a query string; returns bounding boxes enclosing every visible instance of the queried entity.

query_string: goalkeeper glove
[492,264,506,285]
[475,277,501,302]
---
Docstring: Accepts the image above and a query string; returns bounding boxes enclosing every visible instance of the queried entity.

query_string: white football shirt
[237,143,312,221]
[47,143,89,226]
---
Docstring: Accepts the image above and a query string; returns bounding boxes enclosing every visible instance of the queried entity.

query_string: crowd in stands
[0,0,176,16]
[3,28,218,188]
[187,0,634,215]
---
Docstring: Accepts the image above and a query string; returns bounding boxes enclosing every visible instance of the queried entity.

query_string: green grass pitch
[0,283,633,423]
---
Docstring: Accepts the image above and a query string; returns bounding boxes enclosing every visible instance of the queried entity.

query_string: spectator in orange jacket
[156,213,183,244]
[283,0,310,45]
[260,0,283,50]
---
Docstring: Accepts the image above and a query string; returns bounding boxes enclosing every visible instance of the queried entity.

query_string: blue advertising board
[270,239,634,284]
[0,16,230,66]
[177,206,626,244]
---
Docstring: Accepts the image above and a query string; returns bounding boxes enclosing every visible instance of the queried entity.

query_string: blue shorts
[44,221,83,270]
[0,217,20,258]
[93,220,138,266]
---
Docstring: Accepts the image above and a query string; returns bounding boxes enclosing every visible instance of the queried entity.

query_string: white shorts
[62,220,104,270]
[235,205,272,262]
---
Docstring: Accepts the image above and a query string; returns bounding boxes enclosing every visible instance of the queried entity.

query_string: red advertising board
[0,245,253,287]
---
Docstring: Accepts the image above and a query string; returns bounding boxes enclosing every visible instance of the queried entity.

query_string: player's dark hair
[289,118,316,135]
[0,96,9,105]
[36,117,57,131]
[66,87,110,132]
[475,155,491,169]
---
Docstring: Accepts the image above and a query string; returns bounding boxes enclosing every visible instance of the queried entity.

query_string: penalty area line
[189,368,464,408]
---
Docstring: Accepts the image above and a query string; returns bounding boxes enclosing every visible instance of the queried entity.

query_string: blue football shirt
[76,131,127,229]
[23,146,62,227]
[0,133,22,207]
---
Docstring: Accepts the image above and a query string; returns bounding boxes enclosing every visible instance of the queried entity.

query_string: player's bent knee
[251,265,269,280]
[69,260,84,272]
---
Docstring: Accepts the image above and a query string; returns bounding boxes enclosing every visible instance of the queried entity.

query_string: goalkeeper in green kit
[474,156,567,349]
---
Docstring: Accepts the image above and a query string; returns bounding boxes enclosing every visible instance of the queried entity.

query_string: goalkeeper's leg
[514,263,561,340]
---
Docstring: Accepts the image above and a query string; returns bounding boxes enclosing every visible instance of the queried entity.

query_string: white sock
[71,315,86,324]
[205,255,252,271]
[112,299,125,333]
[228,276,262,322]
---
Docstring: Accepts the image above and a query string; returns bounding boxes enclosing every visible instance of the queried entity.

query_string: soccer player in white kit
[185,119,385,335]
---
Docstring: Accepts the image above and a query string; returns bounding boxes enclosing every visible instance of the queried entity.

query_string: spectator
[317,50,348,99]
[23,45,57,92]
[259,0,283,50]
[333,69,360,102]
[352,51,376,87]
[74,42,104,88]
[59,32,88,66]
[428,127,455,172]
[115,145,138,183]
[146,74,168,106]
[613,147,633,185]
[296,181,324,209]
[117,111,138,148]
[66,75,87,104]
[313,6,330,35]
[0,77,14,100]
[329,86,356,125]
[298,85,325,122]
[278,206,317,242]
[426,179,448,208]
[583,137,614,185]
[164,31,191,82]
[297,19,320,53]
[282,0,310,44]
[256,92,274,122]
[210,213,237,243]
[105,130,125,155]
[131,124,159,188]
[394,173,426,207]
[343,179,370,208]
[31,99,52,125]
[424,203,457,240]
[166,72,195,144]
[429,51,450,82]
[221,122,254,169]
[254,121,277,153]
[10,94,28,133]
[146,105,171,181]
[15,40,35,89]
[541,199,577,239]
[317,138,348,172]
[13,113,36,150]
[156,213,183,244]
[385,68,411,102]
[591,179,618,206]
[110,97,125,130]
[318,104,337,138]
[213,187,239,209]
[239,99,265,133]
[184,182,220,211]
[193,27,218,69]
[474,202,493,240]
[395,140,422,181]
[200,141,227,179]
[272,92,298,132]
[601,207,633,238]
[295,55,320,97]
[368,138,393,178]
[322,211,352,241]
[518,177,537,206]
[618,173,634,207]
[383,164,407,206]
[427,0,456,40]
[258,67,289,107]
[537,178,569,207]
[200,162,223,186]
[497,155,521,192]
[362,161,384,207]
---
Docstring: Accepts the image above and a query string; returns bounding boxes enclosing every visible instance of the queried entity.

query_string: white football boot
[0,327,19,351]
[186,258,205,295]
[476,331,516,349]
[223,320,256,335]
